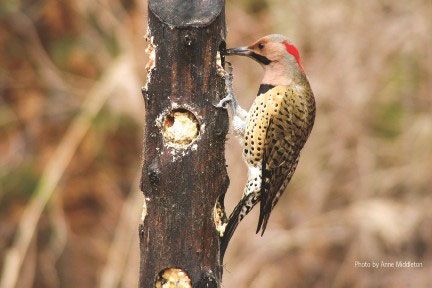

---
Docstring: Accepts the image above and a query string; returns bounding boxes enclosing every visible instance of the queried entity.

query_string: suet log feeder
[140,0,228,287]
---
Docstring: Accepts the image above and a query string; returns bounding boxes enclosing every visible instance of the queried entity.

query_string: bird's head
[225,34,305,85]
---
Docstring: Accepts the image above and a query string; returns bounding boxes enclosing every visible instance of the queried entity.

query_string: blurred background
[0,0,431,287]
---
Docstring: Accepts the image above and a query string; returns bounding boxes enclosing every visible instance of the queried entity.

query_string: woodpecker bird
[216,34,316,255]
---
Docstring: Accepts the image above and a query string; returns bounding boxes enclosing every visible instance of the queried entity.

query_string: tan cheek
[265,48,278,60]
[271,46,286,60]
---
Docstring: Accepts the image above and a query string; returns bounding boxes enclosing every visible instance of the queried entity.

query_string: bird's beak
[225,47,253,56]
[224,46,272,65]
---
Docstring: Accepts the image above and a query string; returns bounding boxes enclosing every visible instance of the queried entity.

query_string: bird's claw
[214,96,233,109]
[224,62,233,80]
[214,61,237,110]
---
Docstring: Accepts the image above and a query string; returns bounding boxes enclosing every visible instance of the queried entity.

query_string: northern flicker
[216,34,316,255]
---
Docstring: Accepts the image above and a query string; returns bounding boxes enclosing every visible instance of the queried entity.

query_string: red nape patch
[283,41,303,70]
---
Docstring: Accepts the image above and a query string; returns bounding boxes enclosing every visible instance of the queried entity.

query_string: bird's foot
[214,61,239,112]
[214,94,234,109]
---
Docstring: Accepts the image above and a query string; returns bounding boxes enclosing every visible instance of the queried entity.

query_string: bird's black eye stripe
[250,52,271,65]
[258,43,265,49]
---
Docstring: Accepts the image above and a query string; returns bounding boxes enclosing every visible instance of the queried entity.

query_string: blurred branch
[0,55,133,288]
[4,10,103,97]
[229,198,428,284]
[6,11,70,93]
[19,237,37,288]
[120,240,140,288]
[98,172,142,288]
[38,194,69,288]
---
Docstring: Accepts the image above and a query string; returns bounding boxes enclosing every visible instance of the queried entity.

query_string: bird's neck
[261,59,305,87]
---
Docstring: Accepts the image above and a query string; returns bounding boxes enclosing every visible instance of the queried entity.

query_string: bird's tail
[220,193,259,258]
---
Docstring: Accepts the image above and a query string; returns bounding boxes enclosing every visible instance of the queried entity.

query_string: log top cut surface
[149,0,224,27]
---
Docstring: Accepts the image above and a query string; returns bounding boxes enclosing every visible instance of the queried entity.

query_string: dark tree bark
[139,1,228,287]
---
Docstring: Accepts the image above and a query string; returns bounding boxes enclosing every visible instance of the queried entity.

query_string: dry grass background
[0,0,431,287]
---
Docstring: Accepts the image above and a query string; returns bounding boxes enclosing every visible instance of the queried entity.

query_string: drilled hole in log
[162,108,199,149]
[155,267,192,288]
[216,41,226,77]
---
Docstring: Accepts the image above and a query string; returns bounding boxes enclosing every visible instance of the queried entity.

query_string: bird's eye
[258,43,265,50]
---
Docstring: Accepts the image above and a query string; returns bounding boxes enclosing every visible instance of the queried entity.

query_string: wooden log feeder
[139,0,229,287]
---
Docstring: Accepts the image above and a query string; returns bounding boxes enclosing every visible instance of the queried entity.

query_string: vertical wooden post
[139,1,228,287]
